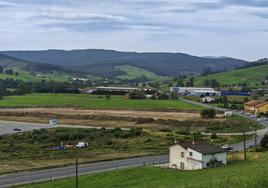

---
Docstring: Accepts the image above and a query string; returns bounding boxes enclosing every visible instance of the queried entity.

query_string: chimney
[192,139,195,145]
[175,138,177,144]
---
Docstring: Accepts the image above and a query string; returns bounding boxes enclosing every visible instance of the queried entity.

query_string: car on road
[76,142,89,148]
[222,144,233,151]
[13,128,22,131]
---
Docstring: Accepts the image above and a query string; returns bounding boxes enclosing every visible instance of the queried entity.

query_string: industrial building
[170,87,221,97]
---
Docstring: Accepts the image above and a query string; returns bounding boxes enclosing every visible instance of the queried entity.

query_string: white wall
[169,145,187,169]
[169,145,227,170]
[202,152,227,168]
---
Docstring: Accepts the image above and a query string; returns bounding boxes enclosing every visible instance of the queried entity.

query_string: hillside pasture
[194,64,268,86]
[20,152,268,188]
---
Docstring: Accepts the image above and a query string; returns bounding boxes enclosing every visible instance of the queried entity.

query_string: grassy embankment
[20,152,268,188]
[0,127,172,173]
[0,127,254,174]
[0,93,202,110]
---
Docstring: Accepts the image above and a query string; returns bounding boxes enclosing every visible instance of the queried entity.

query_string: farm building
[169,141,227,170]
[93,86,156,95]
[244,100,268,114]
[170,87,221,97]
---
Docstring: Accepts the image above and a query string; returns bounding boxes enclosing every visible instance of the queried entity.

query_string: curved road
[180,98,268,151]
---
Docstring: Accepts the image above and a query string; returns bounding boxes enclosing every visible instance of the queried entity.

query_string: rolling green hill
[115,65,166,80]
[0,54,99,82]
[2,49,249,78]
[194,64,268,86]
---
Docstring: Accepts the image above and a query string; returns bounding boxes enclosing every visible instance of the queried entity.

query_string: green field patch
[0,93,202,110]
[115,65,166,80]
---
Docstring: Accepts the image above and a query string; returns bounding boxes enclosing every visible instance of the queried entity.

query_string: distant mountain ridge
[2,49,249,78]
[0,53,97,82]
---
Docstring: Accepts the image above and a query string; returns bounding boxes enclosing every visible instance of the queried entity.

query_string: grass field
[194,64,268,86]
[20,152,268,188]
[0,93,203,110]
[0,127,173,173]
[115,65,166,80]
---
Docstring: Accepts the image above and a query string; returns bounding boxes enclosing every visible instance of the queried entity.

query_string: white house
[201,97,215,103]
[169,141,227,170]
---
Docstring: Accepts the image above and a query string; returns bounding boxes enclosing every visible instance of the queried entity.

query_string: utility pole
[243,132,247,160]
[254,126,257,148]
[76,159,79,188]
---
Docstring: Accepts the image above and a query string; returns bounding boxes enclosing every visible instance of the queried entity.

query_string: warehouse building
[170,87,221,97]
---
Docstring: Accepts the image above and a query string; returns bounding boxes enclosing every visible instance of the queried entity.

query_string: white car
[222,144,233,151]
[76,142,89,148]
[257,118,262,122]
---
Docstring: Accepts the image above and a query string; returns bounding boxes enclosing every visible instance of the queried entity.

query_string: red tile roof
[244,100,265,107]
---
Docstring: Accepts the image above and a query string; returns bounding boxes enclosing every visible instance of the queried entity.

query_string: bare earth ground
[0,108,225,131]
[0,108,223,121]
[0,116,166,130]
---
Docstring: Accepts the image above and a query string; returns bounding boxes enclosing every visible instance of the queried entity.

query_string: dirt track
[0,108,207,121]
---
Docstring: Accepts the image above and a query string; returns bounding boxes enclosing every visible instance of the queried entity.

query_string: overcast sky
[1,0,268,60]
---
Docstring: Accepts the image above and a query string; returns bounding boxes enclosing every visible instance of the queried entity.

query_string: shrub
[128,90,145,99]
[160,128,172,133]
[261,135,268,149]
[176,128,190,135]
[211,133,217,139]
[200,108,216,118]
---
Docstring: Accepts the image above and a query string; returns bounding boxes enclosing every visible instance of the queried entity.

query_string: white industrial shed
[170,87,221,97]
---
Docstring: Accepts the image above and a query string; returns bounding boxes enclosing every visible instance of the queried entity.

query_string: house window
[189,152,193,157]
[181,152,185,158]
[180,162,185,169]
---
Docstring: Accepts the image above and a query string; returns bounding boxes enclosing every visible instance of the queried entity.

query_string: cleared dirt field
[0,108,222,121]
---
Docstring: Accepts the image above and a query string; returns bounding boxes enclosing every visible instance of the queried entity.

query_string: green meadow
[0,93,202,110]
[20,152,268,188]
[194,64,268,86]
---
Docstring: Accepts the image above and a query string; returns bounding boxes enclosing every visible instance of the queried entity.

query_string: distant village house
[244,100,268,114]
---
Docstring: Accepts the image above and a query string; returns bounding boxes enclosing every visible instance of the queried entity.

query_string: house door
[180,162,185,169]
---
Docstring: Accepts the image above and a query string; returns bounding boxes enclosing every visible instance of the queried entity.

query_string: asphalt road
[0,155,168,188]
[0,120,129,136]
[181,98,268,151]
[0,120,51,135]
